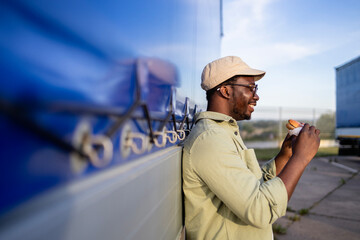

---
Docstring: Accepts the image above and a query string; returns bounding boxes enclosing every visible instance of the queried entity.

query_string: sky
[221,0,360,112]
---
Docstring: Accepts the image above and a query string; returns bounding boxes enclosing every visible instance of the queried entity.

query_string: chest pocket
[239,149,263,180]
[233,138,263,180]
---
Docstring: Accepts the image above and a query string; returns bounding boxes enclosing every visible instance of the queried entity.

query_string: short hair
[206,75,239,101]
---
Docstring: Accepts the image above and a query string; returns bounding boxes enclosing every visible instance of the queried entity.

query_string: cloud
[222,37,320,69]
[254,42,319,67]
[273,42,317,60]
[221,0,360,110]
[223,0,277,30]
[245,0,277,22]
[221,0,321,68]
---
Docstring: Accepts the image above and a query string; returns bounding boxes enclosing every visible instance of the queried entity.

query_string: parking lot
[273,156,360,240]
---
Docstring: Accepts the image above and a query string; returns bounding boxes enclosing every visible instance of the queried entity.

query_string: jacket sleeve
[261,158,277,181]
[190,129,288,228]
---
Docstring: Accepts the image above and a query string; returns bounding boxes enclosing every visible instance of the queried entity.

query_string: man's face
[228,76,259,121]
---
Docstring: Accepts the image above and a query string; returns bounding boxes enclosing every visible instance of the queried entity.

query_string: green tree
[316,113,335,139]
[242,122,255,134]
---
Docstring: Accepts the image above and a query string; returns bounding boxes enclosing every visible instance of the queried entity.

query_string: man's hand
[292,123,321,165]
[279,134,297,159]
[274,134,296,175]
[278,123,321,200]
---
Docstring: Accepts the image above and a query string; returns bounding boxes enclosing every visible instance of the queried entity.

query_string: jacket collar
[195,111,236,124]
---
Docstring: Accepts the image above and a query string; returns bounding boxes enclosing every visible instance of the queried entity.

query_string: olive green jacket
[182,111,288,240]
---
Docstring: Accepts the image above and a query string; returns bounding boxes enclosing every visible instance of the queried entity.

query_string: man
[182,56,320,239]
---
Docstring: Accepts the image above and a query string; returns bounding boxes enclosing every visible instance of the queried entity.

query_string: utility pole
[278,107,282,147]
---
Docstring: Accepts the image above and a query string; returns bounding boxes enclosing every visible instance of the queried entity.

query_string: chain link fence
[238,106,336,148]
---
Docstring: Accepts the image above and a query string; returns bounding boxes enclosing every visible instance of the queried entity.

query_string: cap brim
[236,68,266,81]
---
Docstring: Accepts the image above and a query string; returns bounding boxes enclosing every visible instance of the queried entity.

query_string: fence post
[278,107,282,147]
[313,108,316,125]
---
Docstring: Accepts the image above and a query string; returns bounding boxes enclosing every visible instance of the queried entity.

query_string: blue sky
[221,0,360,111]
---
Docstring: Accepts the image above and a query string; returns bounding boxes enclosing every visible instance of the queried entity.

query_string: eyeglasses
[217,83,258,96]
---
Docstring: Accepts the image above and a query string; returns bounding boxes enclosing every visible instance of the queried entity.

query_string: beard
[231,91,252,120]
[232,106,251,120]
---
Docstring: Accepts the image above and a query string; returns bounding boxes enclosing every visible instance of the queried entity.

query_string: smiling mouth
[249,103,256,111]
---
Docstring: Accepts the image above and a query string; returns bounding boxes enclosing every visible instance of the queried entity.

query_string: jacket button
[234,131,238,135]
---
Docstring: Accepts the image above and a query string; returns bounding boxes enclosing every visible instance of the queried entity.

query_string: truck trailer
[335,56,360,156]
[0,0,222,239]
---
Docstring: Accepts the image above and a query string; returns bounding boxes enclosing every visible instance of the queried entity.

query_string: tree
[316,113,335,139]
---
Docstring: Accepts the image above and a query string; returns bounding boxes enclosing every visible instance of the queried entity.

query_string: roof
[335,55,360,71]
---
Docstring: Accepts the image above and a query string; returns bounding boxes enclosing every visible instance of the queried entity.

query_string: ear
[218,86,231,99]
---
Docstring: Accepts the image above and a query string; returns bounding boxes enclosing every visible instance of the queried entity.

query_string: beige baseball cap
[201,56,266,91]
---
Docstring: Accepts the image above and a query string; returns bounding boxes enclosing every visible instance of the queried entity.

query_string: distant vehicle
[0,0,222,239]
[335,56,360,156]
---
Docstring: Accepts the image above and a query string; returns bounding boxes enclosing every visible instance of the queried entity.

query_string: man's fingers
[284,133,292,141]
[308,125,320,136]
[309,125,316,132]
[288,134,296,141]
[297,123,320,138]
[299,123,309,134]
